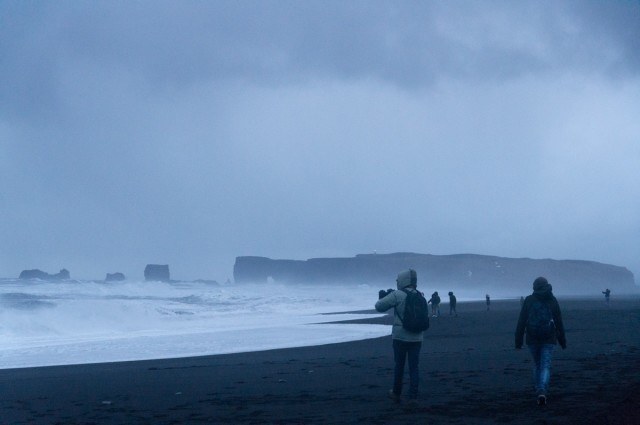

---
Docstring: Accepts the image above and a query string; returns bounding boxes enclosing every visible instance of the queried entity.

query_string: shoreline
[1,296,636,371]
[1,297,638,424]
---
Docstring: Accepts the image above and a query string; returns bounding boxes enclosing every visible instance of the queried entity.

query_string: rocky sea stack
[105,272,126,282]
[144,264,170,282]
[19,269,71,281]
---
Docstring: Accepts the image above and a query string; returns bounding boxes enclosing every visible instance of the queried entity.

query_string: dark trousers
[392,339,422,399]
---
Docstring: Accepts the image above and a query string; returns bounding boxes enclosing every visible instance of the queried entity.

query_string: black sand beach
[1,297,638,424]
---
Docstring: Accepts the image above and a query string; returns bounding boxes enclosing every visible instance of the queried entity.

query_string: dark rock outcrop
[19,268,71,281]
[105,272,126,282]
[233,253,637,296]
[144,264,170,282]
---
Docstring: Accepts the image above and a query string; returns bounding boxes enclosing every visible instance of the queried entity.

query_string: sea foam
[0,279,388,369]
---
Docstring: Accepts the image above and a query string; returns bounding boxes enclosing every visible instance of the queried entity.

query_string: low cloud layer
[1,1,639,282]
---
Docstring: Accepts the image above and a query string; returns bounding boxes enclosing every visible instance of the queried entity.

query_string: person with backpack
[428,291,441,317]
[515,276,567,406]
[375,269,429,406]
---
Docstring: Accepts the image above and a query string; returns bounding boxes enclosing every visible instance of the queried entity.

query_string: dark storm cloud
[68,1,639,85]
[569,0,640,76]
[3,1,639,108]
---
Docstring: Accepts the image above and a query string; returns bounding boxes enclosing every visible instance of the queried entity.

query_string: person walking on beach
[515,277,567,406]
[375,269,428,406]
[485,294,491,311]
[428,291,441,317]
[602,288,611,306]
[448,291,457,316]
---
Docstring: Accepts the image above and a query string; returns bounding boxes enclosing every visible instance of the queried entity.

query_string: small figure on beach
[375,269,427,406]
[520,296,525,307]
[602,288,611,306]
[448,291,457,316]
[515,276,567,406]
[428,291,441,317]
[485,294,491,311]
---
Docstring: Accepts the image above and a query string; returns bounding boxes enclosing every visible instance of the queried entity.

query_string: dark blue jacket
[515,282,566,348]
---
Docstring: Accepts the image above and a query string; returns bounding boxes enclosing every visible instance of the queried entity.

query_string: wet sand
[1,297,638,424]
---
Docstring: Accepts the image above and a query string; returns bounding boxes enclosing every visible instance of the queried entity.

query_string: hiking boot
[537,394,547,406]
[388,389,401,403]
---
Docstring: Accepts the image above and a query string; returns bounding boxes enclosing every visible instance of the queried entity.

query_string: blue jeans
[393,339,421,399]
[528,344,554,394]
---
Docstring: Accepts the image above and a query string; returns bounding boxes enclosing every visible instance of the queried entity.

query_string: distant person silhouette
[602,288,611,306]
[448,291,457,316]
[486,294,491,311]
[428,291,441,317]
[515,277,567,406]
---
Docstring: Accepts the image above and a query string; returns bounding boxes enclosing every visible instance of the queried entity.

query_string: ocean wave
[0,279,384,369]
[0,292,57,310]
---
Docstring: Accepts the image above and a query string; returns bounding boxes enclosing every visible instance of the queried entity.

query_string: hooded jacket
[515,277,567,348]
[374,269,424,342]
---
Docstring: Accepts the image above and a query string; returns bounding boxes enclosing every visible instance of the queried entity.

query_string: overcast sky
[1,1,639,282]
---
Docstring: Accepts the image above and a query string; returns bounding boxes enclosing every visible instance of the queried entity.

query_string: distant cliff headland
[233,253,637,296]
